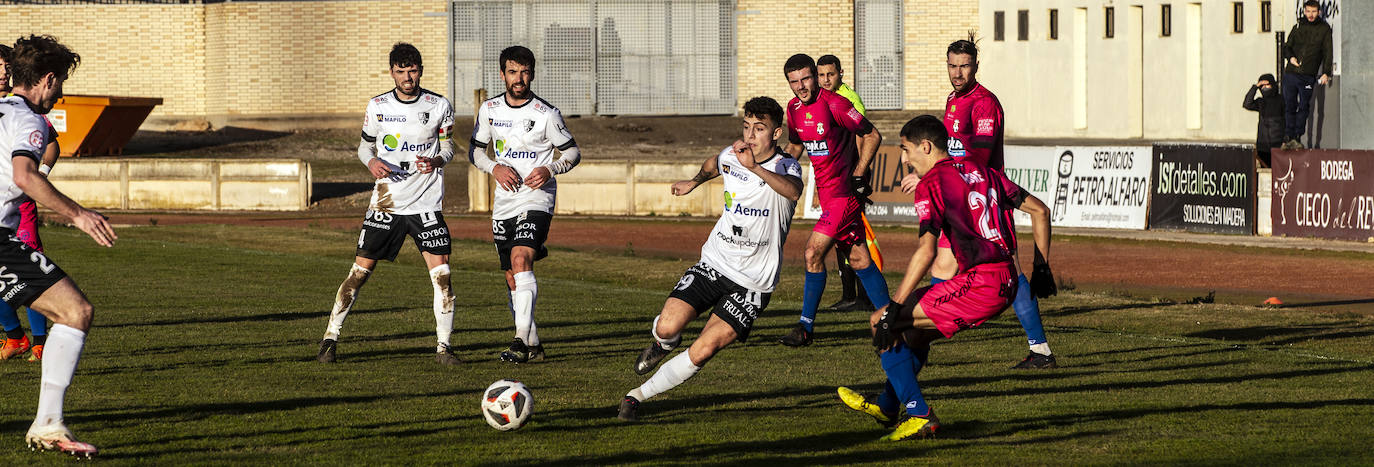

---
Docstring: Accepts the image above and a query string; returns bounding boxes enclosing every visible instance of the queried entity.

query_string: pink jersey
[787,88,872,202]
[913,158,1026,269]
[944,82,1005,170]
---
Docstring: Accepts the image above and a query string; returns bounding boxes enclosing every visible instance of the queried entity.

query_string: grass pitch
[0,223,1371,464]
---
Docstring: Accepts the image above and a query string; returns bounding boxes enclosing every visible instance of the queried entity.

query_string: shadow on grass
[1185,324,1374,346]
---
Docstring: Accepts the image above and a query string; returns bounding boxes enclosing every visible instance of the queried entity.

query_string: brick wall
[904,0,980,110]
[735,0,855,110]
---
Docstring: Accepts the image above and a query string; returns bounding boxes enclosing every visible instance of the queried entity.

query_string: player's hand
[671,180,698,196]
[524,166,553,190]
[71,208,117,247]
[1030,246,1057,298]
[366,158,393,179]
[732,140,757,169]
[900,173,921,195]
[872,302,905,351]
[850,175,872,198]
[415,156,445,174]
[1319,74,1330,86]
[492,164,521,191]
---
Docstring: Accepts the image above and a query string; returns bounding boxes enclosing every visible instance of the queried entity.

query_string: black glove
[872,300,907,351]
[850,175,873,198]
[1030,246,1057,298]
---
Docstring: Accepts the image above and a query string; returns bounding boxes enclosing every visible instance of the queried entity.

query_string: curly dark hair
[390,42,422,68]
[10,35,79,88]
[743,96,784,128]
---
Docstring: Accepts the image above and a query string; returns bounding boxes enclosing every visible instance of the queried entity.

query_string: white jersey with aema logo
[699,146,801,293]
[361,88,455,215]
[0,96,50,229]
[469,93,577,220]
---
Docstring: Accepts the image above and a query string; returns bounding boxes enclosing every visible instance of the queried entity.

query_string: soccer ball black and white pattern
[481,379,534,431]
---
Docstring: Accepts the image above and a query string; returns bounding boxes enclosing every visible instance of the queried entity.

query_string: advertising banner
[1011,146,1153,229]
[1150,144,1256,234]
[1271,149,1374,241]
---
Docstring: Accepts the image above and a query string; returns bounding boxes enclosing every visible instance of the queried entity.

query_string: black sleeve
[12,150,39,162]
[361,131,377,143]
[556,139,577,151]
[1242,86,1261,111]
[852,119,874,137]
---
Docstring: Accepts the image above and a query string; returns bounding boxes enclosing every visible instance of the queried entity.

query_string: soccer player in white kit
[617,97,802,421]
[2,34,115,458]
[468,46,582,363]
[317,43,459,365]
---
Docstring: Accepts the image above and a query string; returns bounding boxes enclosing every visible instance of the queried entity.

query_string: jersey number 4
[967,189,1003,242]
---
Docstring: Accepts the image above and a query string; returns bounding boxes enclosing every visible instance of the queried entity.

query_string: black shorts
[356,210,451,261]
[0,230,66,308]
[667,262,771,342]
[493,210,551,270]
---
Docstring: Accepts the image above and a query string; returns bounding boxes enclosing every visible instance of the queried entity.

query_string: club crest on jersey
[27,130,42,148]
[951,119,959,132]
[420,112,430,125]
[521,119,535,133]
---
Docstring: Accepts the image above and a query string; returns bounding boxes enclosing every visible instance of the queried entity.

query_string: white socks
[512,271,539,346]
[35,324,84,428]
[630,351,701,401]
[430,264,455,348]
[324,264,371,340]
[1030,342,1052,356]
[652,315,680,351]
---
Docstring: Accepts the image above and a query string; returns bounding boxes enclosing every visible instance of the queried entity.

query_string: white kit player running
[317,43,460,365]
[468,46,581,363]
[618,96,801,422]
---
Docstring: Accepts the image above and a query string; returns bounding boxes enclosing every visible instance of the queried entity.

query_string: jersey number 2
[967,189,1003,242]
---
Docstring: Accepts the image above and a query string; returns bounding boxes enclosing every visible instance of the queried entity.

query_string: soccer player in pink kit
[839,115,1052,441]
[922,39,1058,369]
[777,54,888,347]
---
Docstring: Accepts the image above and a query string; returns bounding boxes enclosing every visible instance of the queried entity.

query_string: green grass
[0,224,1371,464]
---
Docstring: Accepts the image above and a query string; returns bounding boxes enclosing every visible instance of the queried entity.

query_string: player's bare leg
[930,247,957,282]
[633,298,697,375]
[424,252,459,365]
[25,278,98,458]
[621,314,736,421]
[783,232,837,346]
[502,246,542,363]
[318,256,376,363]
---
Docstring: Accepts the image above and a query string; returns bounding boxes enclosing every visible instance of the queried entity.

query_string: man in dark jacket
[1280,0,1333,149]
[1243,74,1283,167]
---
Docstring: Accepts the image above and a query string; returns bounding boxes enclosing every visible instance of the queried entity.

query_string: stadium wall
[0,1,449,129]
[977,0,1300,142]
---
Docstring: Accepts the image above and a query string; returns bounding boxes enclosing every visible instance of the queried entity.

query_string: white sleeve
[543,108,579,175]
[467,102,500,173]
[434,98,456,163]
[9,114,47,162]
[775,156,803,179]
[358,100,378,165]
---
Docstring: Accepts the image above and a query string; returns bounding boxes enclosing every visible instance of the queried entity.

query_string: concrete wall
[978,0,1297,141]
[51,159,311,211]
[1340,1,1373,149]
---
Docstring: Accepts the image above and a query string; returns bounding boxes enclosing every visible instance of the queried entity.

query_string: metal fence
[854,0,903,110]
[452,0,737,116]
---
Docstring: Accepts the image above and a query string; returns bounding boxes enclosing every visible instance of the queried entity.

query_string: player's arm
[358,101,392,179]
[13,156,115,247]
[466,104,520,191]
[418,102,456,174]
[829,96,881,178]
[39,126,59,176]
[734,141,802,201]
[964,99,1002,167]
[526,109,580,189]
[891,231,938,305]
[784,115,804,158]
[671,151,720,196]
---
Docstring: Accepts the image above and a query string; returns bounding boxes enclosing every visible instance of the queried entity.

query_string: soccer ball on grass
[481,379,534,431]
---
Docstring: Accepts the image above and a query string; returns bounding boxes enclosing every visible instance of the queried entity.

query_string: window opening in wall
[1162,4,1173,36]
[1018,10,1029,41]
[1233,2,1244,33]
[995,11,1005,41]
[1260,1,1272,32]
[1049,9,1059,40]
[1105,7,1115,38]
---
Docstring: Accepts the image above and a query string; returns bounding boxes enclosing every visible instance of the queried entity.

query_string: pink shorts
[915,262,1016,338]
[17,200,42,252]
[813,195,863,246]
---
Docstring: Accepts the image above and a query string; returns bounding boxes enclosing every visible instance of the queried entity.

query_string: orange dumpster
[49,95,162,157]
